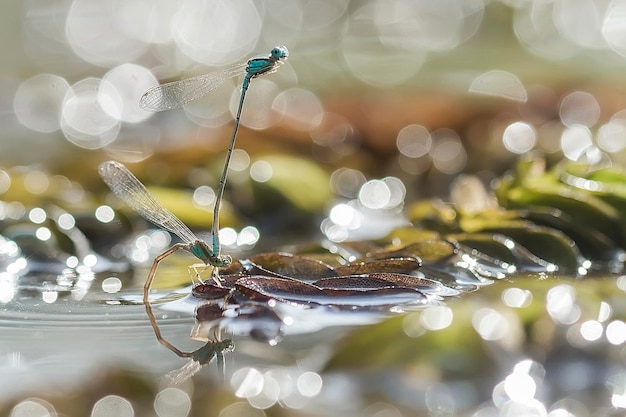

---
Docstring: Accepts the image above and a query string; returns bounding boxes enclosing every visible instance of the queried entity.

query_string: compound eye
[270,46,288,59]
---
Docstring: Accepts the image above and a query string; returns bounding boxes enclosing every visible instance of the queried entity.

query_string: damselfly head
[271,46,289,60]
[215,254,233,268]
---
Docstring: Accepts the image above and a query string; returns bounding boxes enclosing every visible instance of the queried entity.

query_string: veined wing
[140,63,248,112]
[99,161,199,244]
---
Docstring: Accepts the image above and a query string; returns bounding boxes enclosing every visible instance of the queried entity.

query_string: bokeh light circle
[66,0,148,67]
[61,78,121,149]
[172,0,261,66]
[273,88,324,131]
[503,121,536,154]
[342,3,426,87]
[14,74,70,133]
[100,64,158,123]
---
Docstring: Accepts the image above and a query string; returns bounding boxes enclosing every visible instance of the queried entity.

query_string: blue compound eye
[271,46,289,59]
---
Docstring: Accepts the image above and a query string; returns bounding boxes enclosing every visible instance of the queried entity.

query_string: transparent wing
[165,360,203,385]
[99,161,199,244]
[140,63,247,112]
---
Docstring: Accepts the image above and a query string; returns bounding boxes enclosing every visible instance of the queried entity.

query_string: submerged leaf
[324,300,491,372]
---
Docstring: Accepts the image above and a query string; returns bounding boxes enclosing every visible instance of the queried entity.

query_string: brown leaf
[245,252,337,280]
[334,257,422,275]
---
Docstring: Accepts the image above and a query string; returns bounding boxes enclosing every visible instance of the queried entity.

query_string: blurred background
[4,0,626,416]
[5,0,626,187]
[4,0,626,248]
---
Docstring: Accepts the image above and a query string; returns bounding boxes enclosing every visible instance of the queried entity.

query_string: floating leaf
[233,276,428,309]
[245,252,337,280]
[380,240,457,263]
[315,273,459,297]
[382,226,441,246]
[192,274,246,299]
[496,164,625,246]
[407,200,458,232]
[520,207,619,261]
[466,225,581,273]
[450,233,553,272]
[334,257,422,276]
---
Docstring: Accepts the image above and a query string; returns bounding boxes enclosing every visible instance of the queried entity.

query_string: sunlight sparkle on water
[83,254,98,268]
[560,125,593,161]
[607,320,626,345]
[102,277,122,294]
[23,170,49,194]
[0,273,17,303]
[611,376,626,409]
[6,257,27,275]
[489,360,549,416]
[358,180,390,210]
[358,177,405,210]
[10,398,57,417]
[220,228,238,246]
[0,237,19,258]
[57,212,76,230]
[548,409,576,417]
[219,402,265,417]
[396,124,432,158]
[95,205,115,223]
[0,170,10,195]
[35,227,51,241]
[66,255,79,268]
[250,161,273,183]
[297,372,323,397]
[469,70,527,102]
[248,373,280,409]
[504,368,537,403]
[14,74,69,133]
[232,368,264,399]
[100,64,156,124]
[503,121,536,154]
[598,301,612,322]
[28,207,47,224]
[273,88,324,131]
[559,91,600,127]
[329,203,360,227]
[502,287,533,308]
[61,78,121,149]
[229,149,251,172]
[91,395,134,417]
[546,284,580,325]
[579,320,603,341]
[597,118,626,153]
[237,226,260,247]
[330,168,366,199]
[192,186,216,207]
[472,308,514,342]
[154,387,191,417]
[42,290,58,304]
[430,129,467,174]
[425,383,456,416]
[420,306,453,331]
